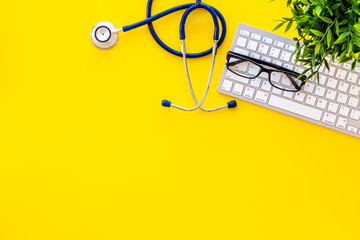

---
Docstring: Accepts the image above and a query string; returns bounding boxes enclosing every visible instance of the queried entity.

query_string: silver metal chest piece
[91,21,118,49]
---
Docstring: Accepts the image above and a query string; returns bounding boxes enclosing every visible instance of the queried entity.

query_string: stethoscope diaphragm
[91,21,118,49]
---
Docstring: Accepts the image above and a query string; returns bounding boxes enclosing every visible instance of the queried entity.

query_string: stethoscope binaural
[91,0,237,112]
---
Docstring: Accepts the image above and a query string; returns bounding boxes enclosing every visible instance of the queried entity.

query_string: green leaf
[316,6,322,16]
[273,22,285,31]
[310,29,324,37]
[324,59,330,71]
[285,20,293,32]
[334,32,350,44]
[327,29,332,47]
[354,24,360,31]
[351,61,357,71]
[315,42,321,56]
[319,16,333,24]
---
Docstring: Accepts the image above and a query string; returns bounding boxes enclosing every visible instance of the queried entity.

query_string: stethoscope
[90,0,237,112]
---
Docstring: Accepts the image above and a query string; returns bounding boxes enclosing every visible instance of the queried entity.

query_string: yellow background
[0,0,359,239]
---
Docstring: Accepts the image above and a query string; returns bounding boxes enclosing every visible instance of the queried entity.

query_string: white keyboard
[218,23,360,139]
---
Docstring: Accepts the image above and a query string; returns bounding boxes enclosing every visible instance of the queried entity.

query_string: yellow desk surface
[0,1,359,239]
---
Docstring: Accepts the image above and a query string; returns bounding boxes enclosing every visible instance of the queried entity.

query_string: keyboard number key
[258,44,269,54]
[347,72,358,83]
[247,40,258,51]
[236,37,247,47]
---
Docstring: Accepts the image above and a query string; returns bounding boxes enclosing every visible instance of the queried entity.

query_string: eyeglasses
[226,51,306,92]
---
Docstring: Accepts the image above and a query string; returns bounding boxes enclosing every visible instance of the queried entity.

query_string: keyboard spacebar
[268,95,322,121]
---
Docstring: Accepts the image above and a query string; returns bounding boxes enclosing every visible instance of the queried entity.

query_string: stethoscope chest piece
[91,21,118,49]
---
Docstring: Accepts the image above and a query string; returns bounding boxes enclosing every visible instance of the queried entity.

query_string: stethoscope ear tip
[227,100,237,108]
[91,21,118,49]
[161,100,172,107]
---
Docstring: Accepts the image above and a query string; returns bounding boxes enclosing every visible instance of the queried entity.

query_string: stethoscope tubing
[119,0,227,58]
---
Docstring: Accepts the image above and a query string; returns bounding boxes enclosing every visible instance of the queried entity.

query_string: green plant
[273,0,360,81]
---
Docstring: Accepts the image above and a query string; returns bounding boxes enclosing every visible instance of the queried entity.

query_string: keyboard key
[318,75,327,85]
[261,81,271,91]
[262,37,273,44]
[348,97,359,108]
[221,79,233,91]
[250,78,262,88]
[274,40,284,48]
[347,72,358,83]
[240,29,250,37]
[250,52,260,59]
[336,117,348,129]
[294,92,306,102]
[336,93,348,104]
[285,44,296,52]
[350,109,360,120]
[247,40,258,51]
[272,87,282,95]
[236,37,247,47]
[294,67,304,74]
[339,106,350,117]
[343,63,351,69]
[261,56,271,62]
[255,90,269,103]
[272,60,282,66]
[347,125,358,133]
[251,33,261,40]
[268,95,323,121]
[270,72,282,82]
[284,63,293,71]
[349,85,360,96]
[226,70,249,84]
[234,47,249,56]
[305,95,316,106]
[304,82,315,93]
[338,82,349,92]
[280,51,292,62]
[322,112,337,126]
[324,66,336,76]
[316,99,328,109]
[283,91,294,98]
[327,78,338,89]
[258,44,269,54]
[325,90,337,100]
[232,83,244,95]
[248,64,261,75]
[336,69,347,80]
[243,87,255,99]
[355,67,360,73]
[314,86,326,97]
[328,102,339,113]
[269,47,280,58]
